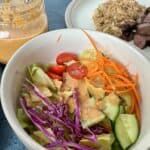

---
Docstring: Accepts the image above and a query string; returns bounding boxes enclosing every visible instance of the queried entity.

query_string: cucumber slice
[112,140,122,150]
[115,114,139,149]
[103,93,120,121]
[119,105,125,114]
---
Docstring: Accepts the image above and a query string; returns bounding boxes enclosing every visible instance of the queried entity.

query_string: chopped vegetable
[80,134,114,149]
[115,114,139,149]
[30,86,53,103]
[56,52,78,65]
[31,130,50,145]
[82,30,141,125]
[47,72,63,81]
[50,65,66,75]
[81,110,105,128]
[27,64,56,91]
[17,108,31,129]
[102,93,120,121]
[80,49,97,61]
[86,79,105,99]
[67,63,88,80]
[112,140,122,150]
[119,93,132,113]
[88,97,96,106]
[17,30,141,150]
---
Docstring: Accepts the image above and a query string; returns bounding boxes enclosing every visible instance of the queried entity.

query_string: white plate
[65,0,150,59]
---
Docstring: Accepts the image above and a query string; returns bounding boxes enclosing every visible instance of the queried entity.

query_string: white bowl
[1,29,150,150]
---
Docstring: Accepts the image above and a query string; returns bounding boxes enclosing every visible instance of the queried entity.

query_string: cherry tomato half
[50,65,66,75]
[56,52,78,65]
[67,63,88,80]
[47,72,63,81]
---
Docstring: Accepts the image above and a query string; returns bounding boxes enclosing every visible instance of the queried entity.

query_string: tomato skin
[67,63,88,80]
[47,72,63,81]
[50,65,66,75]
[56,52,78,65]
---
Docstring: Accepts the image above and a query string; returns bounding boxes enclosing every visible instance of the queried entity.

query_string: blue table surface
[0,0,70,149]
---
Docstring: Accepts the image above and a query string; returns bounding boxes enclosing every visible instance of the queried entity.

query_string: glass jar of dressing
[0,0,48,63]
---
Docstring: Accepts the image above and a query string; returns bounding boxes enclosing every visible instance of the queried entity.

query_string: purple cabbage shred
[19,79,109,149]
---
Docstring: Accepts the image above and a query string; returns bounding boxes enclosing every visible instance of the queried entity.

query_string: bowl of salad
[1,29,150,150]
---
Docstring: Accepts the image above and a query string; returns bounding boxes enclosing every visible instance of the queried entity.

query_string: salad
[17,31,141,150]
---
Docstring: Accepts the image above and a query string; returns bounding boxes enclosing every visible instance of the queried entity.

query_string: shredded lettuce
[27,64,57,91]
[17,108,30,129]
[80,49,97,61]
[31,130,51,146]
[17,108,35,133]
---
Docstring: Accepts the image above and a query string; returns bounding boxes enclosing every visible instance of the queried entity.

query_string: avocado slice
[86,79,105,100]
[102,93,120,121]
[80,49,97,61]
[81,110,105,128]
[80,134,114,150]
[119,92,132,113]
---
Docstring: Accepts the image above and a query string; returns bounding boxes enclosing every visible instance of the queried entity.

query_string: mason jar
[0,0,48,63]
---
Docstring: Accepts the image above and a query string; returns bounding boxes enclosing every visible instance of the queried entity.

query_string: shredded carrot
[134,73,139,86]
[116,88,133,94]
[87,71,103,78]
[113,74,133,83]
[82,29,141,125]
[134,99,141,126]
[107,83,135,89]
[132,87,141,105]
[130,101,135,114]
[106,59,121,74]
[103,72,116,90]
[79,57,97,63]
[105,89,113,93]
[82,30,103,58]
[126,91,135,114]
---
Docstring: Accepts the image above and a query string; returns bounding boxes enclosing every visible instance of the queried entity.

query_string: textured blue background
[0,0,70,149]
